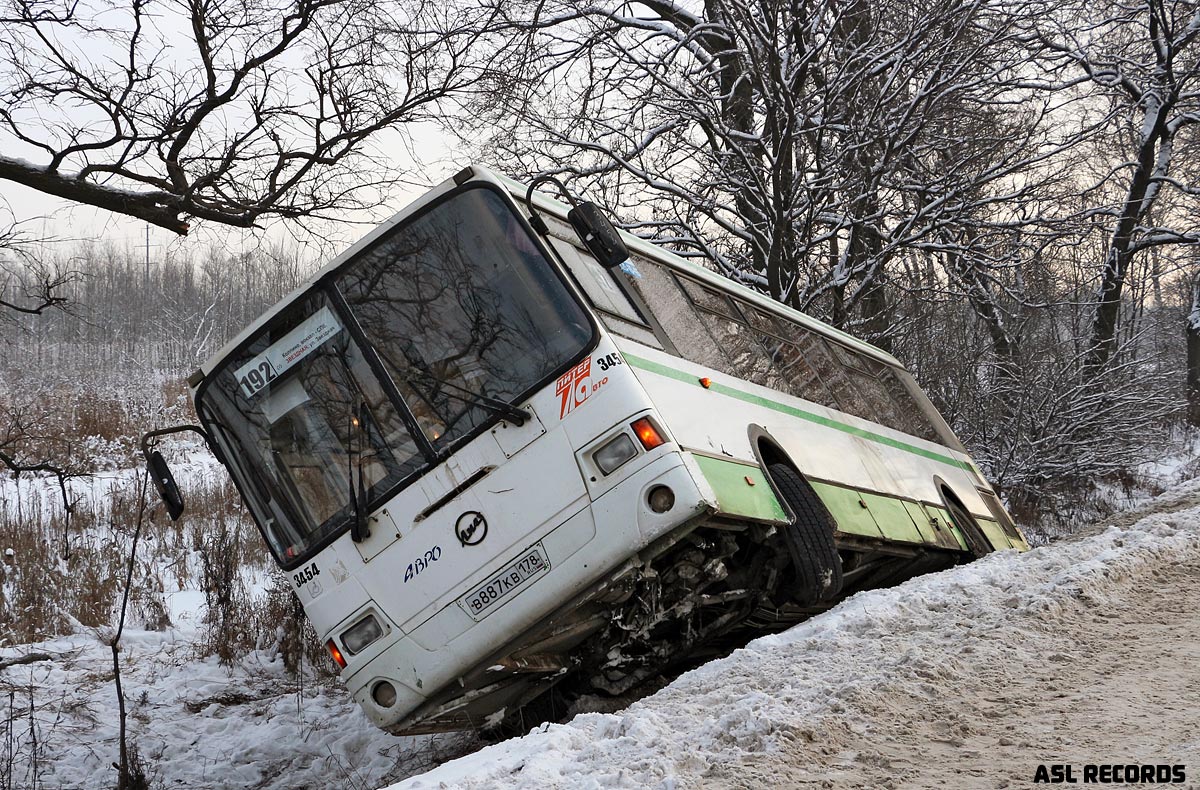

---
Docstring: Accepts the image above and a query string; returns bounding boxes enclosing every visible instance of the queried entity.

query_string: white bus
[146,165,1027,735]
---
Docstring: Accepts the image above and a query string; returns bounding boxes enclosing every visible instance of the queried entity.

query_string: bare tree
[0,0,509,235]
[1029,0,1200,370]
[474,0,1092,348]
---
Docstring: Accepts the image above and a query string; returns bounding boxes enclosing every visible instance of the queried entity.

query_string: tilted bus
[146,165,1028,735]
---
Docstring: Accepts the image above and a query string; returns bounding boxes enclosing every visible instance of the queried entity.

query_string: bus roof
[196,165,902,386]
[489,171,903,370]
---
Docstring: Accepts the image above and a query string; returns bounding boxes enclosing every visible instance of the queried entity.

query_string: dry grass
[0,372,326,666]
[0,461,337,680]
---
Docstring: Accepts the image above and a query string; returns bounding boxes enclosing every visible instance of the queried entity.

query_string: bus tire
[945,495,994,559]
[767,463,843,605]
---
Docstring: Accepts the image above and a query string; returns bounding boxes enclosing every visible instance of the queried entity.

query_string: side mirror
[567,202,629,269]
[147,450,185,521]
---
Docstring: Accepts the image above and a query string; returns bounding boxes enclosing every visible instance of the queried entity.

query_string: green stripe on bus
[624,352,974,473]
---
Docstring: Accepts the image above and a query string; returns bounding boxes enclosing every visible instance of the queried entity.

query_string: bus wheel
[767,463,843,605]
[944,494,994,559]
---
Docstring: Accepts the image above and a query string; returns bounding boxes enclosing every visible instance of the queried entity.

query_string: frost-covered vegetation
[0,321,484,786]
[0,245,318,645]
[6,0,1200,533]
[0,248,351,787]
[468,0,1200,534]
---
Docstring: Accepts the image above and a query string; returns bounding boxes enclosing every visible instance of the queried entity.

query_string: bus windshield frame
[195,183,598,569]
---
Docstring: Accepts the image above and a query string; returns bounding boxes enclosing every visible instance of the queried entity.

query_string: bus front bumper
[344,450,715,733]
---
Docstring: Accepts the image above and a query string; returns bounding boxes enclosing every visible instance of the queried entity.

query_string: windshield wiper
[406,366,530,427]
[346,398,371,543]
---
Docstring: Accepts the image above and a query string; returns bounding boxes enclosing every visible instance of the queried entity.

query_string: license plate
[459,544,550,620]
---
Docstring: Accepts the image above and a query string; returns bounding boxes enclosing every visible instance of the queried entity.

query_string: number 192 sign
[234,306,342,398]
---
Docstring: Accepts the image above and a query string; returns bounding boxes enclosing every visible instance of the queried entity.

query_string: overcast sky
[0,123,462,267]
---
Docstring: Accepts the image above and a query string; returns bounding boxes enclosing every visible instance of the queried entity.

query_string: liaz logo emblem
[455,511,488,546]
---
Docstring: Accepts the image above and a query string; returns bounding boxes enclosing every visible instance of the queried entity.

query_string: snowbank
[390,483,1200,790]
[7,480,1196,789]
[3,625,476,789]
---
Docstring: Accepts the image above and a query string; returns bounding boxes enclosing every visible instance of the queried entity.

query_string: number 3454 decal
[292,562,320,587]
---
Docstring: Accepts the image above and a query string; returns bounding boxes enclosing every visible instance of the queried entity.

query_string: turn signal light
[326,639,347,669]
[631,418,665,450]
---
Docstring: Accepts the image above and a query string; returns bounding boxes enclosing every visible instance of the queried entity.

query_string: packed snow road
[392,484,1200,789]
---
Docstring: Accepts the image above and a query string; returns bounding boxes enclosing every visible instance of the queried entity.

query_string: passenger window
[675,275,741,320]
[877,368,942,442]
[673,275,786,387]
[762,338,840,408]
[614,254,945,445]
[549,238,645,325]
[760,315,943,442]
[548,238,662,348]
[619,257,732,368]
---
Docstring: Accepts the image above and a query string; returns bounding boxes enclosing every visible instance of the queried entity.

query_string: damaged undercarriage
[391,516,964,737]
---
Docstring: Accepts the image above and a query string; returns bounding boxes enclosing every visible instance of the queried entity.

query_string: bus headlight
[341,613,384,655]
[593,433,638,475]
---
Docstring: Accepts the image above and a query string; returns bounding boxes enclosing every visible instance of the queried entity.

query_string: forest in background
[1,0,1197,535]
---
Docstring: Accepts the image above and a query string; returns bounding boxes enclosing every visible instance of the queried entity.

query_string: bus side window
[548,238,663,349]
[617,259,732,368]
[672,275,784,390]
[824,338,942,443]
[618,251,948,445]
[733,300,838,407]
[876,367,943,443]
[761,312,939,442]
[549,238,644,324]
[796,333,870,416]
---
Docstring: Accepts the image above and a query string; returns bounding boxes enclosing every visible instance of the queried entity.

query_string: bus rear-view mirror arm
[139,424,213,522]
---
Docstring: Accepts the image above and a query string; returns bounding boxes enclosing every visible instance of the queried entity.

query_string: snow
[0,451,477,788]
[5,473,1198,788]
[388,481,1200,790]
[0,446,223,522]
[2,619,476,789]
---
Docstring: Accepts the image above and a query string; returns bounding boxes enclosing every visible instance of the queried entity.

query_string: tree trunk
[1086,8,1172,372]
[1186,274,1200,426]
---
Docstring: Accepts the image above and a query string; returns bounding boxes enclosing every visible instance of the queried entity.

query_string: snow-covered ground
[391,482,1200,789]
[7,479,1200,788]
[0,453,480,789]
[2,626,477,788]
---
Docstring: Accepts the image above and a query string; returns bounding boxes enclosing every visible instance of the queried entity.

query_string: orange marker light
[699,377,712,389]
[631,418,665,450]
[326,639,347,669]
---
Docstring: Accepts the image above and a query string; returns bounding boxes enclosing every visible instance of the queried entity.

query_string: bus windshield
[197,186,593,565]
